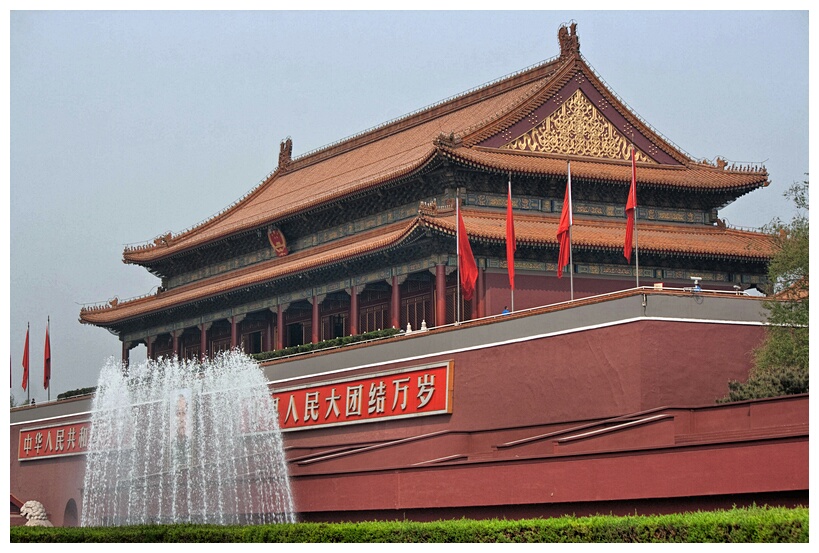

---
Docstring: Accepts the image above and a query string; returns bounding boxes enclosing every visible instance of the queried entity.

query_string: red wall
[283,318,763,448]
[11,318,795,526]
[9,407,88,527]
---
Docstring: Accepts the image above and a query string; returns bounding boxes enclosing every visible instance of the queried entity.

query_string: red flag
[22,326,29,391]
[43,320,51,390]
[557,162,573,278]
[624,147,637,263]
[506,177,516,290]
[457,202,478,301]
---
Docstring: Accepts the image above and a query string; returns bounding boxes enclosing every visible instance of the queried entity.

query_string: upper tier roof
[122,24,768,266]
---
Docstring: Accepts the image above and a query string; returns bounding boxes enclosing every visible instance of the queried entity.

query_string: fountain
[81,350,296,526]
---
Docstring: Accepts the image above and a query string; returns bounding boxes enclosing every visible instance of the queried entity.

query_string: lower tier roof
[80,210,775,328]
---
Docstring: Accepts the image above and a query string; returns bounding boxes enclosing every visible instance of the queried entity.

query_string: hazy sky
[5,8,810,404]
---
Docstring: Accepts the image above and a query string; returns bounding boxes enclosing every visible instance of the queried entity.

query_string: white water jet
[81,350,296,526]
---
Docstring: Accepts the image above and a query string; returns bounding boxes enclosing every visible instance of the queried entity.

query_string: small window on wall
[242,331,263,354]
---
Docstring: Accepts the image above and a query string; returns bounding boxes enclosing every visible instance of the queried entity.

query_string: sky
[4,7,811,405]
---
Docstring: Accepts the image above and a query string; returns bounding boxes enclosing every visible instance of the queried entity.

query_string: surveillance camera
[690,276,702,282]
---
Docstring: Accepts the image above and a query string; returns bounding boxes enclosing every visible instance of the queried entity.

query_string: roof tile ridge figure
[277,136,293,171]
[690,156,768,178]
[457,22,582,148]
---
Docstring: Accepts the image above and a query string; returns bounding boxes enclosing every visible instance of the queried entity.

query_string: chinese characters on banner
[18,421,92,461]
[273,362,453,431]
[17,363,455,458]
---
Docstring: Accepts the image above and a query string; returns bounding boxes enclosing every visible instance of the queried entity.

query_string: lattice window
[183,344,200,361]
[360,304,388,334]
[402,294,431,331]
[321,313,348,341]
[211,337,231,354]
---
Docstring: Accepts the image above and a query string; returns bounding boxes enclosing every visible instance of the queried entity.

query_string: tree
[721,178,809,402]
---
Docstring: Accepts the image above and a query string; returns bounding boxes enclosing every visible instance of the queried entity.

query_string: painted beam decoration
[18,421,92,461]
[273,361,454,431]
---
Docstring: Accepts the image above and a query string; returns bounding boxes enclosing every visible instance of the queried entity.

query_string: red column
[200,322,210,361]
[263,309,273,352]
[391,276,400,329]
[312,295,320,344]
[477,265,485,319]
[276,305,284,350]
[145,336,155,360]
[435,264,446,327]
[349,285,359,336]
[121,341,131,370]
[171,330,182,358]
[230,316,238,349]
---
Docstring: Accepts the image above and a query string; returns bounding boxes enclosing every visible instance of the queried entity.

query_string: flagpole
[568,161,574,300]
[632,146,640,288]
[635,216,640,288]
[46,316,51,402]
[25,323,30,404]
[508,173,514,313]
[456,192,461,324]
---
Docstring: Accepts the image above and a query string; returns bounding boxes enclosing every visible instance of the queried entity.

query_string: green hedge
[251,328,401,362]
[11,506,808,543]
[57,387,97,400]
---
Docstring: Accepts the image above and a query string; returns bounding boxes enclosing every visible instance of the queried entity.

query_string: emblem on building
[268,226,289,257]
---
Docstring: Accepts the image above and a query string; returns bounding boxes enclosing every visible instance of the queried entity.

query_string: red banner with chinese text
[18,421,92,461]
[273,362,453,431]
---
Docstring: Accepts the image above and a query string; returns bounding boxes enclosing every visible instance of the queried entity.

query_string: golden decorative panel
[501,89,654,163]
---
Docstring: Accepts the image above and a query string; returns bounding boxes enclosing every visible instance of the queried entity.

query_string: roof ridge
[124,149,441,264]
[459,54,578,146]
[285,55,564,171]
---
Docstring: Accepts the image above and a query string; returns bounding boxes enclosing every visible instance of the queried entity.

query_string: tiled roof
[82,219,421,326]
[425,209,776,260]
[123,72,548,265]
[440,147,768,191]
[85,207,776,327]
[122,51,767,266]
